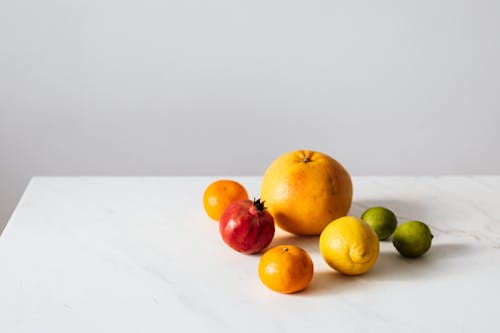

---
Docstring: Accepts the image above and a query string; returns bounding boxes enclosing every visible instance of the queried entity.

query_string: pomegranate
[219,199,275,254]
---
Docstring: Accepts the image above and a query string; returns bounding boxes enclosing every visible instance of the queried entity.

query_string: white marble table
[1,176,500,332]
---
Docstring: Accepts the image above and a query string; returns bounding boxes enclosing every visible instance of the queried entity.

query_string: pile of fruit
[203,150,433,294]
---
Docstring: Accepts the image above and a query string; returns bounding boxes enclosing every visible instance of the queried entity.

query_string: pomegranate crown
[252,198,266,212]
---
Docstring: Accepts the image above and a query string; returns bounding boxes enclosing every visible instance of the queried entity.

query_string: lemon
[392,221,433,258]
[361,206,398,240]
[319,216,380,275]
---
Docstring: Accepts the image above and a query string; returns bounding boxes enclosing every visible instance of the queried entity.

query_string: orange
[203,180,248,221]
[258,245,314,294]
[261,150,352,235]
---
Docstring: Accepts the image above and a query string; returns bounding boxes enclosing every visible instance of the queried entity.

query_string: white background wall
[1,0,500,232]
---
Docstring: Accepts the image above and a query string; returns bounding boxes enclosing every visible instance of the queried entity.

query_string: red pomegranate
[219,199,275,254]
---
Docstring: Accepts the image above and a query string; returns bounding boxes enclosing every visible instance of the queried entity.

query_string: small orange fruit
[203,180,248,221]
[258,245,314,294]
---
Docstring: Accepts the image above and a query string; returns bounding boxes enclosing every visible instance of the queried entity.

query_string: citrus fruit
[258,245,314,294]
[319,216,379,275]
[392,221,433,258]
[261,150,352,235]
[361,206,398,240]
[203,180,248,221]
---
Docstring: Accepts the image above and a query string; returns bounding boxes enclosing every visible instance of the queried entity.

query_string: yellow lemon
[319,216,379,275]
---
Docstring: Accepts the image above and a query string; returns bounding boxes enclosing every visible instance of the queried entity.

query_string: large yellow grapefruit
[261,150,353,235]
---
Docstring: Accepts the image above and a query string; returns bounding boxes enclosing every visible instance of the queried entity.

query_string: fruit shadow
[301,243,475,296]
[350,199,428,222]
[301,270,358,296]
[370,242,475,279]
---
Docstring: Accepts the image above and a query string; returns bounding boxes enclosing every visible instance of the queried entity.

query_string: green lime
[361,206,398,240]
[392,221,433,258]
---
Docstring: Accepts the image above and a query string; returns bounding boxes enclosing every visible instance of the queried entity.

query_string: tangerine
[258,245,314,294]
[203,180,248,221]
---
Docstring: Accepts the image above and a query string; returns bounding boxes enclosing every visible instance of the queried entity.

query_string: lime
[392,221,433,258]
[361,206,398,240]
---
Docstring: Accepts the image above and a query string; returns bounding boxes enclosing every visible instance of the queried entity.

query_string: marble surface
[1,176,500,332]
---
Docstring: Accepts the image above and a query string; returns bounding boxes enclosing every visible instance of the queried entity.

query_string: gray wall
[1,0,500,231]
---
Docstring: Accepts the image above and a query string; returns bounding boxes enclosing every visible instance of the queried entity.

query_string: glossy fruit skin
[203,180,248,221]
[320,216,379,275]
[258,245,314,294]
[219,199,275,254]
[261,150,353,235]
